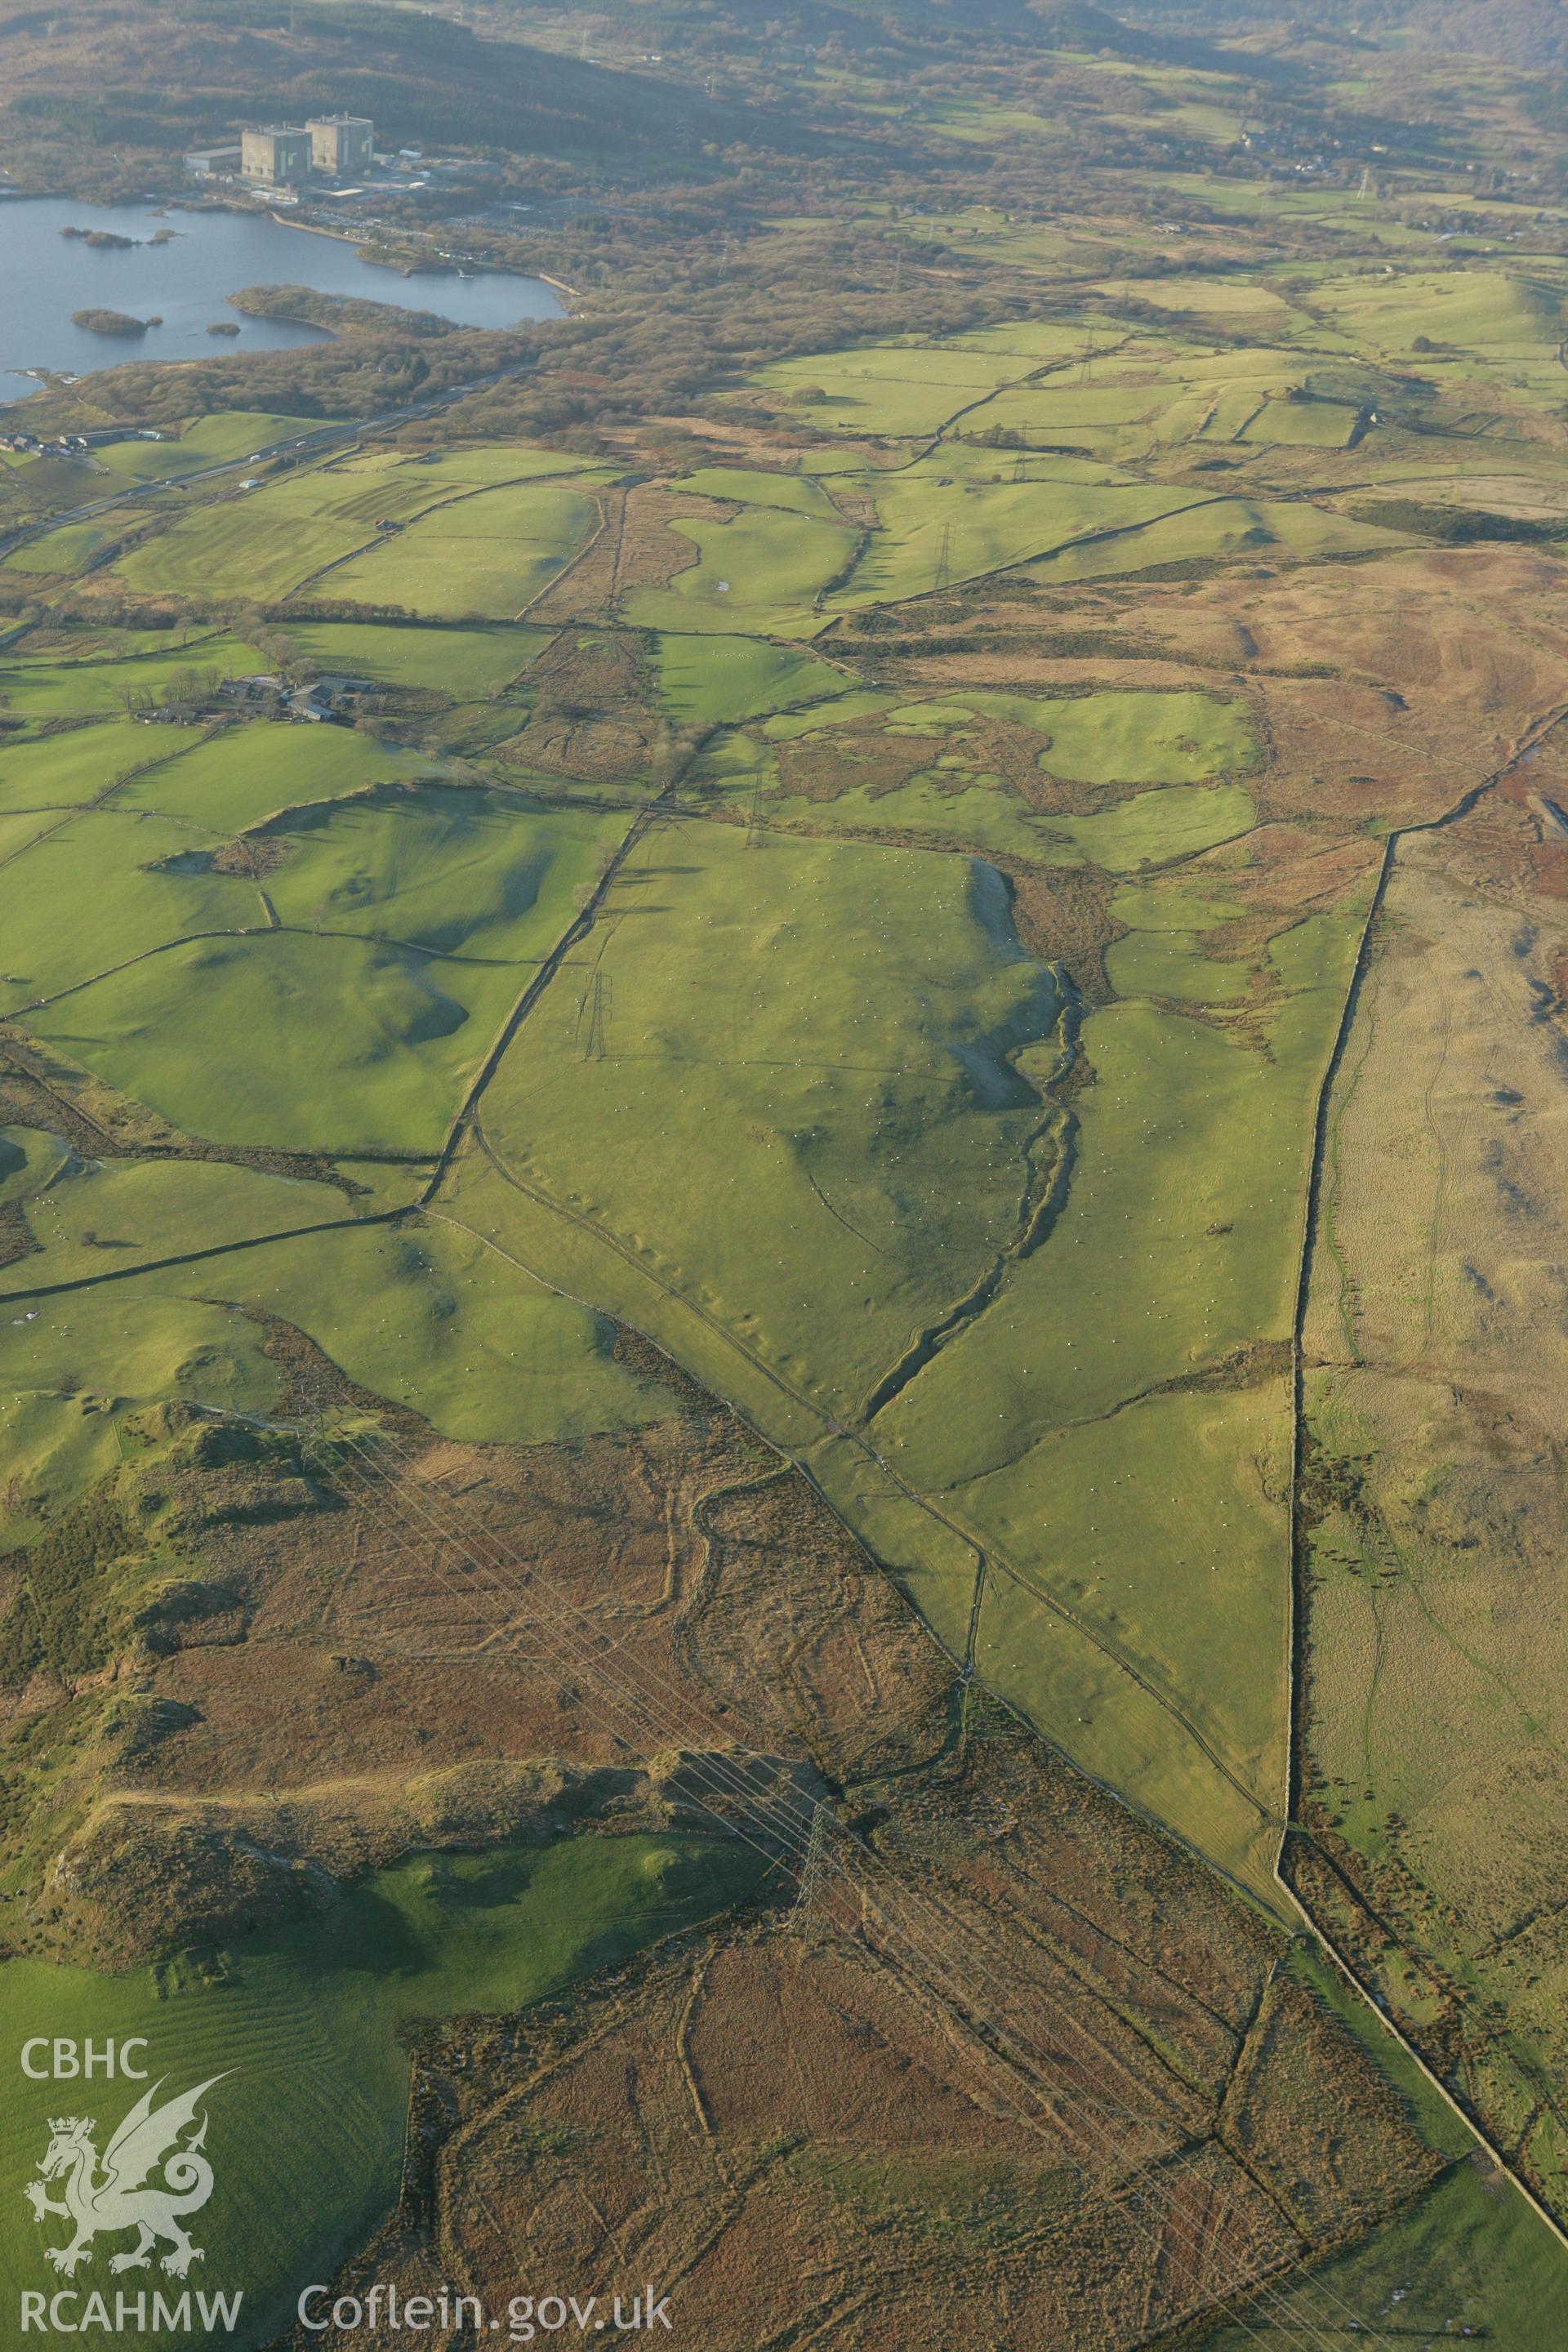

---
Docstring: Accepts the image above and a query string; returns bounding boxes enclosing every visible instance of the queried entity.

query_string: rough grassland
[694,692,1256,866]
[732,758,1255,869]
[1203,1954,1566,2350]
[1,1288,282,1543]
[0,1209,666,1552]
[1298,831,1568,2216]
[702,738,1070,862]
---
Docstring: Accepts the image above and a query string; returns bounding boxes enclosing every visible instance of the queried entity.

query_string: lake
[0,195,564,402]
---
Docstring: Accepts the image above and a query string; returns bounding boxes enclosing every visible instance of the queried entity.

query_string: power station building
[240,124,313,185]
[308,114,374,176]
[240,115,375,186]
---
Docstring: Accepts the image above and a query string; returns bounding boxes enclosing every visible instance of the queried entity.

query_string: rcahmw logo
[19,2045,244,2336]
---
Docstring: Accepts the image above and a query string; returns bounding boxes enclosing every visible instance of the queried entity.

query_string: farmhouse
[215,673,376,721]
[289,674,376,721]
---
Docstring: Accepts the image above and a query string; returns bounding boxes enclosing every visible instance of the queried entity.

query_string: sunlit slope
[445,818,1367,1900]
[113,447,608,604]
[465,820,1066,1426]
[689,685,1258,865]
[0,1205,669,1548]
[6,762,625,1152]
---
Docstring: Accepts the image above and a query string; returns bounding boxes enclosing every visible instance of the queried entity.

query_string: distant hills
[3,0,853,171]
[1122,0,1568,70]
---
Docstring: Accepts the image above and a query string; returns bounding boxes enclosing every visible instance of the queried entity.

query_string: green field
[24,790,625,1152]
[0,635,265,719]
[656,632,849,726]
[675,465,848,516]
[256,785,625,959]
[622,503,858,636]
[5,519,134,576]
[0,746,524,1018]
[1049,782,1257,866]
[278,619,550,698]
[327,479,608,618]
[114,451,608,606]
[7,1142,354,1289]
[869,911,1366,1889]
[0,720,205,814]
[461,818,1063,1428]
[885,688,1258,783]
[0,1205,668,1548]
[830,468,1192,604]
[115,723,430,831]
[1307,265,1564,359]
[31,933,483,1149]
[114,469,406,603]
[1241,395,1361,448]
[1022,493,1404,586]
[0,810,259,1011]
[1093,275,1294,331]
[91,413,333,482]
[754,335,1067,437]
[0,1834,760,2352]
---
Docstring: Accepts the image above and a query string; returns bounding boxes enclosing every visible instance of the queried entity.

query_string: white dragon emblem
[24,2075,229,2278]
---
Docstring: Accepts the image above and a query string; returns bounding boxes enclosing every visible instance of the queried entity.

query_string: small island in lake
[227,282,456,337]
[70,308,158,336]
[60,225,176,248]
